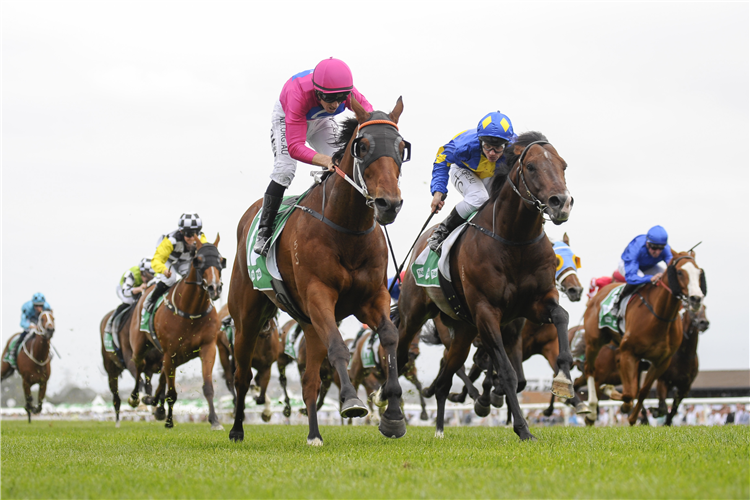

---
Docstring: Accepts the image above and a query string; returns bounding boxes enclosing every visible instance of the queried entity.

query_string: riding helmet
[312,58,354,93]
[477,111,516,146]
[139,258,154,274]
[646,225,669,245]
[178,213,202,232]
[31,292,46,305]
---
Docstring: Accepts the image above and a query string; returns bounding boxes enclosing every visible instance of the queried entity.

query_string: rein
[635,291,680,323]
[467,199,546,246]
[295,173,376,235]
[165,285,214,320]
[21,332,52,366]
[506,140,553,218]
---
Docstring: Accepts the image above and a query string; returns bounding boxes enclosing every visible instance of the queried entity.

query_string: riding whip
[387,194,447,294]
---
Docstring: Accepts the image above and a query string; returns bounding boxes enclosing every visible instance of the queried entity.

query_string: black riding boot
[144,281,169,314]
[13,330,29,363]
[427,208,466,255]
[615,283,639,314]
[253,193,284,256]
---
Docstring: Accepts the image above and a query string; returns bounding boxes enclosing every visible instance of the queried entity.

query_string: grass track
[2,421,748,499]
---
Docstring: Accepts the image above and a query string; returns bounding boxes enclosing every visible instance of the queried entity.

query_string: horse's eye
[526,163,535,172]
[677,270,684,277]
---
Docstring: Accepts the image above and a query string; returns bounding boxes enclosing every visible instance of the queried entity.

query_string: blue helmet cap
[646,225,668,245]
[31,292,46,305]
[476,111,516,144]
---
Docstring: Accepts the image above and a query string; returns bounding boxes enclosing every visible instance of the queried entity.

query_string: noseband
[185,244,226,291]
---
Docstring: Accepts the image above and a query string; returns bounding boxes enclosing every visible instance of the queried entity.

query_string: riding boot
[144,282,169,314]
[13,331,29,364]
[253,193,284,256]
[106,302,129,335]
[614,283,639,314]
[427,208,466,255]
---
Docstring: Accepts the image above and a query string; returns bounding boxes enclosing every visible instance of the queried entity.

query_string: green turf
[2,421,748,499]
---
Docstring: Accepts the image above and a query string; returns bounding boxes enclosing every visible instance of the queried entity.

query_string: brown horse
[654,305,709,425]
[582,250,706,425]
[99,305,162,426]
[349,327,429,423]
[129,238,226,429]
[216,304,280,422]
[394,132,575,440]
[1,311,56,422]
[228,98,409,445]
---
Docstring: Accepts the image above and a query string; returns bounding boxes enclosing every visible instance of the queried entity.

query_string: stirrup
[253,228,273,256]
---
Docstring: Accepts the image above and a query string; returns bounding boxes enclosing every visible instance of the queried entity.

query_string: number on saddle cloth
[598,284,636,334]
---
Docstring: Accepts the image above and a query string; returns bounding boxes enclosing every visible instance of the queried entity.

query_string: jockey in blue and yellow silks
[427,111,517,253]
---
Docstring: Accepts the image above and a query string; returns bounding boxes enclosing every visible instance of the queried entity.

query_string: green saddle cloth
[139,293,167,334]
[246,191,310,291]
[598,284,625,332]
[3,335,23,368]
[220,318,235,346]
[103,332,116,353]
[412,249,441,288]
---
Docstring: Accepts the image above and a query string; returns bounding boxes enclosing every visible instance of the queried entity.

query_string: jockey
[143,213,208,313]
[387,270,407,302]
[15,292,52,361]
[105,258,155,336]
[254,57,374,256]
[427,111,517,253]
[615,225,673,310]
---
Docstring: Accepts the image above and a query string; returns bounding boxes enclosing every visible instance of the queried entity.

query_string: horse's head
[191,235,226,301]
[686,304,710,335]
[37,310,55,339]
[665,251,706,312]
[505,132,573,225]
[553,234,583,302]
[341,97,409,225]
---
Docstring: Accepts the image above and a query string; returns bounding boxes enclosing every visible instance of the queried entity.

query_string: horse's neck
[172,267,210,313]
[476,176,543,242]
[680,317,701,355]
[319,160,375,233]
[28,333,49,358]
[645,283,682,323]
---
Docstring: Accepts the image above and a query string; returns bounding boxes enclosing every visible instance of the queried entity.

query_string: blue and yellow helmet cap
[476,111,516,142]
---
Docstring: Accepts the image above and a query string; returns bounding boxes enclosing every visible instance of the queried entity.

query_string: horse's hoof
[551,373,574,399]
[620,403,632,414]
[584,411,597,426]
[447,393,465,403]
[298,408,308,416]
[33,405,43,415]
[422,387,435,399]
[420,411,429,421]
[379,416,406,439]
[490,392,504,408]
[341,398,368,419]
[165,421,174,429]
[211,423,225,431]
[261,410,272,423]
[229,429,244,442]
[127,396,139,408]
[154,407,166,421]
[142,396,155,406]
[282,406,291,418]
[520,433,538,442]
[371,414,381,426]
[435,430,444,439]
[575,402,591,414]
[115,420,121,428]
[307,437,323,447]
[474,400,491,418]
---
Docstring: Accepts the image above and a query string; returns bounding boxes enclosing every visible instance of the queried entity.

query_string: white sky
[2,1,748,398]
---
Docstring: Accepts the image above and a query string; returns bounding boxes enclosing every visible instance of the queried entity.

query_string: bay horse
[129,237,226,429]
[349,327,429,423]
[228,98,409,445]
[394,132,575,440]
[582,250,706,426]
[99,306,162,426]
[216,304,280,422]
[655,305,709,425]
[1,311,56,422]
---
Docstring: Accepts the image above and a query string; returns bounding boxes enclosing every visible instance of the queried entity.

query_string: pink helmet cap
[312,57,354,93]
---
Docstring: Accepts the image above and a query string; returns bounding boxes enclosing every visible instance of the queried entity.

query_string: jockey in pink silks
[254,57,374,256]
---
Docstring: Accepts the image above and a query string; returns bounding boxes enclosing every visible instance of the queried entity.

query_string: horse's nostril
[375,198,389,210]
[548,196,561,208]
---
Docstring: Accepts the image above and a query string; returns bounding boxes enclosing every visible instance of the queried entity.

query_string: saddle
[139,291,167,353]
[598,284,639,339]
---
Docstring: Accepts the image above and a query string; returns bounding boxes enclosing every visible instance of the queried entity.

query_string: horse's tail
[389,304,400,327]
[419,320,442,345]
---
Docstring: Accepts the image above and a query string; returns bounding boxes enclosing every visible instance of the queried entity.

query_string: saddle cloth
[284,326,304,359]
[246,193,308,292]
[598,285,633,333]
[412,220,471,288]
[139,292,167,335]
[350,334,381,370]
[570,327,586,364]
[220,316,235,347]
[3,334,24,368]
[104,306,132,353]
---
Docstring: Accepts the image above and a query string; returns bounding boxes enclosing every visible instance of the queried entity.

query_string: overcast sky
[3,1,748,400]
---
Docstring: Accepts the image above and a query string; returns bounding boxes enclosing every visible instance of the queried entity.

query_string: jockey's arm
[152,238,174,277]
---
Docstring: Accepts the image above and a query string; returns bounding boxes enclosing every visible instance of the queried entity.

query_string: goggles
[182,230,199,238]
[315,90,350,103]
[647,242,665,250]
[481,142,506,155]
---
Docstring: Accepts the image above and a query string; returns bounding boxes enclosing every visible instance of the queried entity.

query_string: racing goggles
[647,242,666,250]
[481,142,506,155]
[182,229,199,238]
[315,90,350,103]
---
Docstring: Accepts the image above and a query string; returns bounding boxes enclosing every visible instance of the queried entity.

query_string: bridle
[506,140,555,219]
[185,244,226,291]
[22,311,55,366]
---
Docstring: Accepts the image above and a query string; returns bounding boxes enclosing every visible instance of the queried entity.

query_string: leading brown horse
[1,311,56,422]
[582,250,706,425]
[229,98,409,445]
[129,238,226,429]
[394,132,575,441]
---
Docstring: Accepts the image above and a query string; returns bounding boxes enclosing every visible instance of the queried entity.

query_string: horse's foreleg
[628,358,670,426]
[153,372,167,421]
[650,379,669,419]
[430,328,474,438]
[546,303,574,399]
[255,365,273,423]
[163,357,177,429]
[405,367,429,421]
[108,372,121,427]
[23,379,33,423]
[278,360,292,418]
[618,350,640,418]
[476,306,534,441]
[300,327,326,446]
[666,385,688,426]
[371,316,406,438]
[35,377,48,414]
[316,367,332,411]
[200,342,223,430]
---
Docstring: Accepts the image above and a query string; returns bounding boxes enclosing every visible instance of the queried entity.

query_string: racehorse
[228,98,409,445]
[99,306,162,426]
[394,132,575,440]
[651,305,710,424]
[216,304,280,422]
[349,327,429,423]
[582,250,706,426]
[129,237,226,429]
[1,311,56,422]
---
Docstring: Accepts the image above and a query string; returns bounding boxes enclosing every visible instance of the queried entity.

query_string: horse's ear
[351,96,369,123]
[389,96,404,124]
[195,240,203,251]
[512,143,525,155]
[563,233,569,245]
[214,233,220,246]
[193,254,204,267]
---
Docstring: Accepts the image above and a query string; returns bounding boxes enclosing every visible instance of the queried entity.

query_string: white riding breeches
[116,285,136,305]
[450,166,493,219]
[269,100,339,187]
[154,260,191,287]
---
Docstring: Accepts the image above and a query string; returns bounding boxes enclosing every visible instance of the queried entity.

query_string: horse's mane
[330,117,360,167]
[487,131,549,201]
